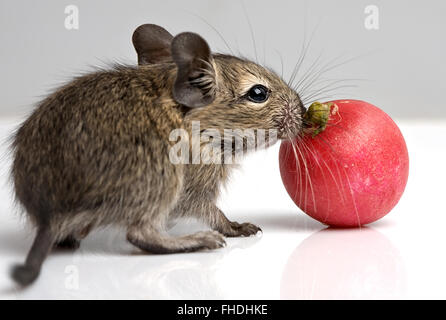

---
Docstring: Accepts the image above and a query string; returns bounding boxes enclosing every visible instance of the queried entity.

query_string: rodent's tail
[11,226,55,286]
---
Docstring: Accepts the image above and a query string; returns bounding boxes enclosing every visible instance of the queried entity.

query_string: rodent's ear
[132,24,173,65]
[171,32,216,108]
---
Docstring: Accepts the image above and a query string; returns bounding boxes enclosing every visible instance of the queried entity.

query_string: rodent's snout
[277,99,306,140]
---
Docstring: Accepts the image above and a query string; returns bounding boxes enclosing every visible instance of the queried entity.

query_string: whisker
[241,0,259,63]
[312,136,347,204]
[287,22,321,86]
[292,50,325,93]
[274,49,285,80]
[311,132,361,227]
[286,133,303,207]
[287,128,316,213]
[301,95,343,106]
[302,136,347,206]
[287,131,304,208]
[301,84,358,104]
[294,53,356,94]
[299,78,366,101]
[298,138,331,219]
[188,12,235,55]
[294,52,372,104]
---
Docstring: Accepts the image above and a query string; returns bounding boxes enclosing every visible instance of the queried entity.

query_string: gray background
[0,0,445,119]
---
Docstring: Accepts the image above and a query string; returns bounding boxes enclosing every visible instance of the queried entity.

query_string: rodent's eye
[246,84,269,103]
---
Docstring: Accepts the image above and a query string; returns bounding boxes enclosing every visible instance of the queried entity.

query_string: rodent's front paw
[192,230,226,250]
[222,221,262,237]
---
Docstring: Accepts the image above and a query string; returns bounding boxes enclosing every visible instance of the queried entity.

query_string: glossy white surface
[0,118,444,299]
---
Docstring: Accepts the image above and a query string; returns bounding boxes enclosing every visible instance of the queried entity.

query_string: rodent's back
[12,64,183,225]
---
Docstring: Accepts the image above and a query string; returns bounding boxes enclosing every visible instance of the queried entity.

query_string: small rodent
[10,24,305,286]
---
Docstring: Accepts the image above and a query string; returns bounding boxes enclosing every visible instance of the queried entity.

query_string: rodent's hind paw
[190,230,227,251]
[127,229,225,254]
[222,221,262,237]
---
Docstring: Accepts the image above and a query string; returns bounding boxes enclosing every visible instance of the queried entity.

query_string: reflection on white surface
[1,120,445,299]
[8,226,261,299]
[281,227,406,299]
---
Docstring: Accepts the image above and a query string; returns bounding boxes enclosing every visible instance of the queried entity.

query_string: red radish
[279,100,409,227]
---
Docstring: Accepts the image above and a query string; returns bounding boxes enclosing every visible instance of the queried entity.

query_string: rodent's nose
[277,101,305,140]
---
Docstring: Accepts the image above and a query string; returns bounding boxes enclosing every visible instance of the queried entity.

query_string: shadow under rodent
[10,24,305,286]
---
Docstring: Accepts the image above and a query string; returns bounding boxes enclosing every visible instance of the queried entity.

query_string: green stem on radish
[303,101,338,137]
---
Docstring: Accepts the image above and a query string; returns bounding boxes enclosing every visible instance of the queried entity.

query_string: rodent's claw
[194,230,226,250]
[223,221,262,238]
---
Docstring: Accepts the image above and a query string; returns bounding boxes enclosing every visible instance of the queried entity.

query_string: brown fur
[10,25,304,285]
